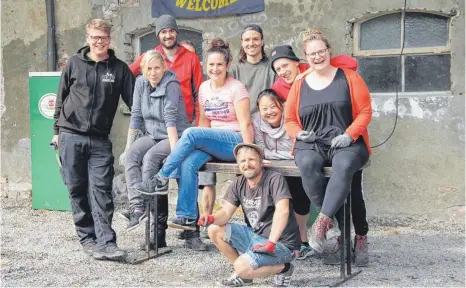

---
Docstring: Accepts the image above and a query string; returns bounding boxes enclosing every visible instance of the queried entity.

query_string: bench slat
[201,159,370,177]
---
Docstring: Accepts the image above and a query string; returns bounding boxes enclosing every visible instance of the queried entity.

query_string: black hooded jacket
[53,46,134,136]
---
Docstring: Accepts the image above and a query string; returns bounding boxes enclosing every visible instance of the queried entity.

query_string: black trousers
[58,132,116,246]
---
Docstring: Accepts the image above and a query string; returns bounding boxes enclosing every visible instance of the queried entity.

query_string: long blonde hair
[140,50,166,79]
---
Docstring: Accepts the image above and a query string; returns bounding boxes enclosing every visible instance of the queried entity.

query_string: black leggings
[295,150,366,217]
[286,176,310,216]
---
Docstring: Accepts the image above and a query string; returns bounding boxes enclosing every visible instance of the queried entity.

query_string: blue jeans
[159,127,243,219]
[225,224,296,269]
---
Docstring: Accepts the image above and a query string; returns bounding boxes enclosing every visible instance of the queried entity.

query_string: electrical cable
[370,0,407,148]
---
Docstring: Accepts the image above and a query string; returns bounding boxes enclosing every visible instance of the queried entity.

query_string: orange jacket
[129,45,203,123]
[284,68,372,154]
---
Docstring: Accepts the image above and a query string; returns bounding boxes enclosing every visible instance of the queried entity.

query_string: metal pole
[46,0,57,71]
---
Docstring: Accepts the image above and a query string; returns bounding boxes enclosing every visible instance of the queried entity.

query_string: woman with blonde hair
[285,30,372,255]
[123,49,191,248]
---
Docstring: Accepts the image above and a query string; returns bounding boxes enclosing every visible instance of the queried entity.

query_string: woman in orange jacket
[284,30,372,254]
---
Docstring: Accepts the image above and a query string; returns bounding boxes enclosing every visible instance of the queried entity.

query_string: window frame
[352,11,452,95]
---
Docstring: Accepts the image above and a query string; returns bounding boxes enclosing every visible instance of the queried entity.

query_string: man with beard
[204,144,300,287]
[51,19,134,261]
[126,14,206,251]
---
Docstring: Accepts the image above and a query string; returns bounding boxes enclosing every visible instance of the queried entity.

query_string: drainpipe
[46,0,57,71]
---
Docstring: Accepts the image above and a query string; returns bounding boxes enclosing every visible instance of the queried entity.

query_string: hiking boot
[296,244,315,260]
[133,174,168,195]
[139,229,167,250]
[126,207,147,232]
[274,263,295,287]
[323,236,352,265]
[177,230,188,240]
[308,213,333,254]
[168,216,197,231]
[92,244,127,261]
[184,231,208,251]
[82,241,98,256]
[354,234,369,267]
[326,217,341,240]
[118,209,130,222]
[220,274,253,287]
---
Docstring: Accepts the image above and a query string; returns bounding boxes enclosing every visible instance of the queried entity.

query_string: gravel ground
[1,200,465,287]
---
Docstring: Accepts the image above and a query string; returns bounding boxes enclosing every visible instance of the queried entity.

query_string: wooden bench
[201,159,369,285]
[202,159,369,177]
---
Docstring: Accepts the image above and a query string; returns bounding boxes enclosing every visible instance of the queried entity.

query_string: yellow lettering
[187,0,195,10]
[194,0,202,11]
[175,0,188,8]
[202,0,210,11]
[230,0,237,3]
[211,0,218,9]
[218,0,225,9]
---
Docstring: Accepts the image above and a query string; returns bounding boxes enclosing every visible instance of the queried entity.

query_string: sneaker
[138,230,167,250]
[200,226,210,239]
[168,216,197,231]
[274,263,295,287]
[177,230,188,240]
[308,213,333,254]
[323,236,352,265]
[220,274,253,287]
[184,231,208,251]
[82,241,98,256]
[296,244,315,260]
[354,234,369,267]
[133,174,168,195]
[126,207,147,232]
[118,209,130,222]
[92,244,127,261]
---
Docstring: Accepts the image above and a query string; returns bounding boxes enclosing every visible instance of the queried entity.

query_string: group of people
[52,14,372,287]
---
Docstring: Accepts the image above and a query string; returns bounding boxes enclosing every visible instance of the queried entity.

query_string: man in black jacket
[51,19,134,261]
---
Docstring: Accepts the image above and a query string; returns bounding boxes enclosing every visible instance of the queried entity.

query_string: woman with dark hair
[134,38,253,233]
[252,88,315,260]
[285,30,372,257]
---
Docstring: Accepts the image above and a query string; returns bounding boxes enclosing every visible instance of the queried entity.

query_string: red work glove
[198,215,214,227]
[251,240,277,256]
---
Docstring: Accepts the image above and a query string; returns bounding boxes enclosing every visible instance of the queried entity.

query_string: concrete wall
[1,0,464,223]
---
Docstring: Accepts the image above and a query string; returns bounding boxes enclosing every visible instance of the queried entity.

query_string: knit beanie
[156,15,179,37]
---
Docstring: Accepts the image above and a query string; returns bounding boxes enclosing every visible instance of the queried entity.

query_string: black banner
[152,0,265,18]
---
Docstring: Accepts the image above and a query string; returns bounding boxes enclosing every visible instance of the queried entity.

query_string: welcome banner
[152,0,265,18]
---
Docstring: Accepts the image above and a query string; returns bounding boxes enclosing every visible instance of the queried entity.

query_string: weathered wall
[1,0,464,223]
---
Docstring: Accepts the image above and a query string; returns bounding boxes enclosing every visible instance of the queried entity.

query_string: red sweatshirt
[129,45,203,123]
[271,54,359,101]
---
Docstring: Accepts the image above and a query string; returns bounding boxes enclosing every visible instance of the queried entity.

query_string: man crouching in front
[200,143,300,287]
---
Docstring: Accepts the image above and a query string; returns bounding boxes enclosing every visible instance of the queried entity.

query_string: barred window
[353,12,451,93]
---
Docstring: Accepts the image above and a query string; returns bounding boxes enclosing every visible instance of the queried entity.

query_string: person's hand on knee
[251,240,277,256]
[296,130,316,143]
[331,133,353,148]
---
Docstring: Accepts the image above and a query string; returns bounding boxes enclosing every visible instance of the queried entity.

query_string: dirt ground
[1,199,465,287]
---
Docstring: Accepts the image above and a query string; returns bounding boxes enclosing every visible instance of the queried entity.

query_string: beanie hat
[269,45,300,74]
[155,15,179,37]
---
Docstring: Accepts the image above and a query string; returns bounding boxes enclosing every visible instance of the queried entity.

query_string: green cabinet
[29,72,70,211]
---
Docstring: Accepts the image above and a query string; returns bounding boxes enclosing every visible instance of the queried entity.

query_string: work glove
[251,240,277,256]
[296,130,316,143]
[119,129,138,166]
[198,215,215,227]
[330,133,353,149]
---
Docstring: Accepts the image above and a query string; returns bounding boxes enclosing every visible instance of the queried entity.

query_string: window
[353,12,451,93]
[138,27,204,62]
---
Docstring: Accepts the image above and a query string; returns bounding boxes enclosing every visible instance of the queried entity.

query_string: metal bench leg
[131,195,172,265]
[330,190,362,287]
